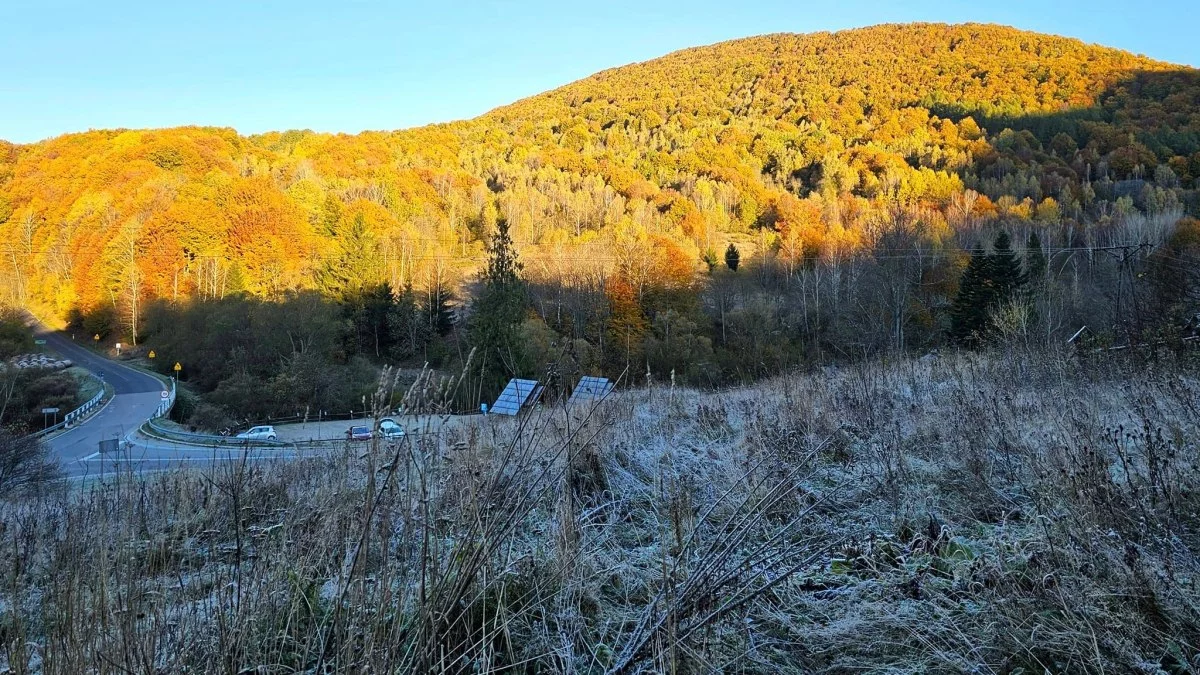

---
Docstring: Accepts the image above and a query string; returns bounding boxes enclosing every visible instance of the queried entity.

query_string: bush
[0,430,60,496]
[0,369,82,432]
[187,401,234,432]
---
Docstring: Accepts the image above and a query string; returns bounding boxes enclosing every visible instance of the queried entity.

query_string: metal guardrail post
[152,378,177,420]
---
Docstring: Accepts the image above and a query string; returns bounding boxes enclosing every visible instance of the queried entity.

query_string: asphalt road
[26,320,469,477]
[30,323,167,475]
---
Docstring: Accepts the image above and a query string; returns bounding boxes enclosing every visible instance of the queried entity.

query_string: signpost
[115,342,122,355]
[173,362,182,379]
[148,350,156,359]
[94,334,100,342]
[34,339,46,345]
[42,407,60,429]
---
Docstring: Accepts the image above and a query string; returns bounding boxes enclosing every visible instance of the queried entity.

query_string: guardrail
[138,417,430,450]
[152,378,176,419]
[143,416,291,448]
[29,374,107,438]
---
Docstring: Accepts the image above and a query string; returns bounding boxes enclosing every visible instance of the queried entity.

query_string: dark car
[346,425,372,441]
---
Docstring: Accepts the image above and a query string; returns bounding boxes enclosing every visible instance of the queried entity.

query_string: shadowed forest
[2,23,1199,422]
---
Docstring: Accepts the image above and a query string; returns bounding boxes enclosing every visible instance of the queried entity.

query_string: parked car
[235,425,277,441]
[346,425,373,441]
[378,418,406,439]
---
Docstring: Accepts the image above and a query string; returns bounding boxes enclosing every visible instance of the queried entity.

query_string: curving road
[29,321,319,477]
[29,319,430,477]
[32,324,166,475]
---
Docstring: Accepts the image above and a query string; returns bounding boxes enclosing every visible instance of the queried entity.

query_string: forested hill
[493,22,1181,124]
[1,23,1198,325]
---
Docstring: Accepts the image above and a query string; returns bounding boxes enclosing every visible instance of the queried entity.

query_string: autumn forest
[3,23,1199,420]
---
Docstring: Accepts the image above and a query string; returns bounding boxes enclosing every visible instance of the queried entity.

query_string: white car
[236,425,278,441]
[378,418,406,439]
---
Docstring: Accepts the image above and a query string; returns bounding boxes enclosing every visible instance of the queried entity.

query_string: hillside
[1,23,1199,418]
[2,24,1197,314]
[3,349,1198,671]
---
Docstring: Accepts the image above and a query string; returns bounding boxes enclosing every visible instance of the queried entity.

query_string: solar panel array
[568,376,614,405]
[491,378,544,416]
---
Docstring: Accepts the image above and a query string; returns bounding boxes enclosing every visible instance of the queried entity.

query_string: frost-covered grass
[3,349,1199,673]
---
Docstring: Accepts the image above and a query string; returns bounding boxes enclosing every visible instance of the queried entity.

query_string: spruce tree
[424,280,457,336]
[950,247,994,345]
[469,218,530,393]
[1024,232,1047,285]
[950,231,1033,347]
[389,284,434,362]
[990,231,1024,301]
[724,243,741,272]
[360,282,395,358]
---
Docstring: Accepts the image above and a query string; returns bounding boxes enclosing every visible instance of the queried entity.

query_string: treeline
[119,210,1200,428]
[132,291,447,428]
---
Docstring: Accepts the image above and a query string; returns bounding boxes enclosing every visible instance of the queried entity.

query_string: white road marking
[83,454,306,463]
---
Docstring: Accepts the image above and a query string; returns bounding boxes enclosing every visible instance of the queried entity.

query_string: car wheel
[268,434,277,441]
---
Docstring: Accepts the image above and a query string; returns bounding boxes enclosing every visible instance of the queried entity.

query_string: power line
[0,243,1176,263]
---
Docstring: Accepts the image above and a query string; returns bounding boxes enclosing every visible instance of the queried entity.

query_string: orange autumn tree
[0,24,1196,331]
[222,176,315,298]
[605,275,646,368]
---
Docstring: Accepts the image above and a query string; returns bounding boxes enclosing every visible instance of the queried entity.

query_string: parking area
[268,414,461,443]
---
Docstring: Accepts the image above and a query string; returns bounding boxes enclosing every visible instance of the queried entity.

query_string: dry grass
[2,347,1199,673]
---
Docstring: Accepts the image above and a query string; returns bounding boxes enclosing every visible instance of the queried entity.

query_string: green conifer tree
[469,218,530,395]
[724,243,741,272]
[990,231,1024,301]
[1024,232,1047,286]
[950,247,995,346]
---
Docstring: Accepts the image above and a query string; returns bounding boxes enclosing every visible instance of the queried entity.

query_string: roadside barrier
[29,374,106,438]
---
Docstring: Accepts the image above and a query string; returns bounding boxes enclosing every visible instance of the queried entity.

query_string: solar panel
[491,378,543,416]
[568,376,614,405]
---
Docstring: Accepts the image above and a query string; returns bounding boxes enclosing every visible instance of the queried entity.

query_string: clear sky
[1,0,1196,144]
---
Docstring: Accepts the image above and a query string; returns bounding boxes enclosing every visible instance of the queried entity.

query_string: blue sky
[1,0,1195,143]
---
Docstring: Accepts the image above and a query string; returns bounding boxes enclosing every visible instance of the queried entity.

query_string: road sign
[148,350,156,359]
[161,390,170,399]
[41,407,60,414]
[173,362,182,372]
[34,339,46,345]
[93,334,100,341]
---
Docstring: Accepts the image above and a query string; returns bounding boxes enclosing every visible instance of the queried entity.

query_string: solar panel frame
[568,376,614,405]
[491,378,542,416]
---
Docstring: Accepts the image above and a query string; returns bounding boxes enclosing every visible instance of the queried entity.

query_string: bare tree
[866,207,929,353]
